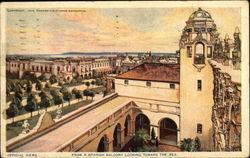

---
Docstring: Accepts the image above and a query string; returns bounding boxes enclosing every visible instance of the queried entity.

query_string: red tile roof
[116,63,180,83]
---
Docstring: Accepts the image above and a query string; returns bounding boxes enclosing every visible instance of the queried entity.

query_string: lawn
[49,100,93,119]
[6,115,40,140]
[43,87,60,92]
[89,86,106,94]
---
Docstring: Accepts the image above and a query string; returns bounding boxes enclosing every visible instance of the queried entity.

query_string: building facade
[210,25,241,151]
[113,8,241,151]
[6,57,123,80]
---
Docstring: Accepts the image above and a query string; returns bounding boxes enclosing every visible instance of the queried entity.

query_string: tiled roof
[116,63,180,83]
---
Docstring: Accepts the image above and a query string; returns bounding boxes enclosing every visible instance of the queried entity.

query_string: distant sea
[7,52,177,58]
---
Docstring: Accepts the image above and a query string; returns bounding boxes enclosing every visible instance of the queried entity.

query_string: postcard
[0,1,249,158]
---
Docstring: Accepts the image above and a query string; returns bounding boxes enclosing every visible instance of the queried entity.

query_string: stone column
[177,130,181,146]
[104,138,112,152]
[127,119,133,136]
[117,128,122,148]
[130,119,136,136]
[120,127,125,148]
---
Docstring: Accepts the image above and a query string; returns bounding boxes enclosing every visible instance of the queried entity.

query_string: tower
[179,8,217,150]
[232,27,241,69]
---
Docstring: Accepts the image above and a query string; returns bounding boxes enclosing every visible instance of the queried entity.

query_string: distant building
[6,57,122,80]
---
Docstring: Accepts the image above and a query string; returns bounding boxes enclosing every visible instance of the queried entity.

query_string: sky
[6,7,241,54]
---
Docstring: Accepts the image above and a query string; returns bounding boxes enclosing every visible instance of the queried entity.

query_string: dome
[188,8,212,21]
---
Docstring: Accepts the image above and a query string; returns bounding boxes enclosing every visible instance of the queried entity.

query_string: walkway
[12,96,131,152]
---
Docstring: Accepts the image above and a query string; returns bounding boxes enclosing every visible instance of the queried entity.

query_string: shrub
[180,137,201,152]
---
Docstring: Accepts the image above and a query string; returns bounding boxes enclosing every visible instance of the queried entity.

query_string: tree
[134,129,150,147]
[71,78,77,84]
[83,89,90,100]
[76,76,83,83]
[89,91,95,100]
[194,137,201,151]
[26,80,33,93]
[85,81,90,89]
[27,93,37,103]
[35,80,43,90]
[50,89,63,106]
[39,90,47,99]
[11,97,23,111]
[50,89,58,97]
[71,88,78,95]
[6,103,19,123]
[95,78,101,86]
[14,91,22,102]
[151,127,156,140]
[58,80,63,86]
[40,95,54,112]
[25,99,36,117]
[91,80,95,88]
[49,74,57,84]
[22,71,37,83]
[103,90,108,98]
[38,73,46,82]
[180,138,202,152]
[54,93,63,107]
[75,90,83,102]
[45,82,51,88]
[60,86,68,93]
[6,86,10,97]
[63,91,72,106]
[12,81,23,94]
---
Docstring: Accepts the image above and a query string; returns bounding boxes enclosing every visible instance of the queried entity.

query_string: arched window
[194,42,205,64]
